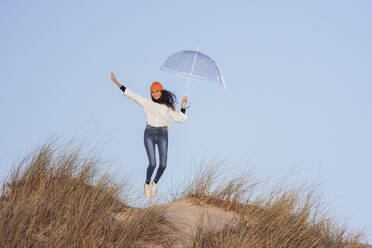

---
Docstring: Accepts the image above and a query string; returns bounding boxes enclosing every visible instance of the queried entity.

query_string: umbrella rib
[160,67,221,84]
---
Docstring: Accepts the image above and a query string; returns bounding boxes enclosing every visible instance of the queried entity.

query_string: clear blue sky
[1,0,371,241]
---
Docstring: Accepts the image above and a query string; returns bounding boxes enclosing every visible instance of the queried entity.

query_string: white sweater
[123,88,188,131]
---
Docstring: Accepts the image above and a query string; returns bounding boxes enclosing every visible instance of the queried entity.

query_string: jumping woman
[110,72,188,199]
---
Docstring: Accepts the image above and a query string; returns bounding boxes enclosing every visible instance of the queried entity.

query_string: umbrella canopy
[161,49,226,95]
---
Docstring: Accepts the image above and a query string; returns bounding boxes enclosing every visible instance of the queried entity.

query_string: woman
[110,72,188,199]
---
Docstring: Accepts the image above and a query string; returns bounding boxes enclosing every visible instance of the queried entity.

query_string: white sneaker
[150,181,157,198]
[144,183,150,199]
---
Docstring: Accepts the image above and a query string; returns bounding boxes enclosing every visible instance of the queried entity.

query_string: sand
[163,199,238,247]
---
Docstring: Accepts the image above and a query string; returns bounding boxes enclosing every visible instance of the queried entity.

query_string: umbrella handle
[185,79,191,97]
[184,45,199,97]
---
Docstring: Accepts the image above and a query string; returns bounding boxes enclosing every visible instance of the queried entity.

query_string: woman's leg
[144,127,156,184]
[154,127,168,183]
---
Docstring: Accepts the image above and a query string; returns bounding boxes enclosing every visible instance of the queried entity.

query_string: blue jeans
[144,124,168,183]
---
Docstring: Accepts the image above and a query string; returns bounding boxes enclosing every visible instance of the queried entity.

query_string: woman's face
[151,90,162,100]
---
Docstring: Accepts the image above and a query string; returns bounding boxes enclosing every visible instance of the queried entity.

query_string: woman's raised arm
[111,72,123,89]
[111,72,146,107]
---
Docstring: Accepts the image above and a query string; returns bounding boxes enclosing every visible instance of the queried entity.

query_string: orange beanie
[150,81,164,92]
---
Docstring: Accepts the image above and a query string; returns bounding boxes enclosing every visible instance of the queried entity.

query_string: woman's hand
[110,72,121,88]
[181,96,187,109]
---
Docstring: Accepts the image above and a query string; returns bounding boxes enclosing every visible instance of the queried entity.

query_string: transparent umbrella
[160,46,226,97]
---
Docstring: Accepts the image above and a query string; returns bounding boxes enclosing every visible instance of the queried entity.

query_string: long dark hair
[151,89,177,111]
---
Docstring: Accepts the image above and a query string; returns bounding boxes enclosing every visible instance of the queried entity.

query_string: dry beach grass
[0,138,368,247]
[0,138,174,248]
[178,161,366,248]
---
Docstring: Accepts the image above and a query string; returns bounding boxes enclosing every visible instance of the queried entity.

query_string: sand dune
[163,199,238,247]
[2,139,368,247]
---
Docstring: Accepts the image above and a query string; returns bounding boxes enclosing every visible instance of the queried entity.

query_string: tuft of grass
[180,158,259,212]
[180,158,366,248]
[0,137,174,248]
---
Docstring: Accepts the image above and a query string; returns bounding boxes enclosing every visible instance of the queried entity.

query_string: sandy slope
[115,200,371,248]
[162,199,238,248]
